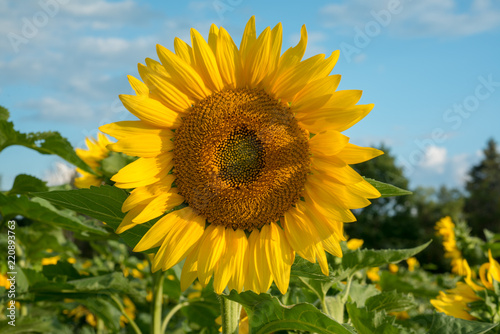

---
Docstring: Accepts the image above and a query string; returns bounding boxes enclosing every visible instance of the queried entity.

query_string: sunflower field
[1,17,500,334]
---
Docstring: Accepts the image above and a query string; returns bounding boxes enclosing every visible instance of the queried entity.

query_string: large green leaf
[341,241,431,274]
[224,291,355,334]
[33,185,127,226]
[0,193,108,237]
[0,116,93,174]
[365,290,416,313]
[346,303,412,334]
[8,174,48,195]
[0,317,53,334]
[427,312,498,334]
[364,177,412,197]
[33,185,161,249]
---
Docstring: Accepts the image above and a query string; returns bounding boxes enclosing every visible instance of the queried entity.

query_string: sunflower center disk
[215,127,264,187]
[174,88,310,230]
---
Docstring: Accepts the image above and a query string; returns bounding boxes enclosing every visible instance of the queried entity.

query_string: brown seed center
[173,88,310,230]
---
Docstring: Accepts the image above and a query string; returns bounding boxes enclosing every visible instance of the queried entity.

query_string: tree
[464,138,500,235]
[347,144,419,249]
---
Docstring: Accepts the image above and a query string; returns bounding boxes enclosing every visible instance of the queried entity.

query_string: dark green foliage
[464,138,500,235]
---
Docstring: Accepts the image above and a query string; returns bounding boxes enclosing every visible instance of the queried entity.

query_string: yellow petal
[158,212,205,270]
[265,223,294,294]
[292,75,341,113]
[304,177,356,222]
[298,103,373,133]
[180,241,202,290]
[121,174,175,212]
[157,44,211,100]
[309,131,349,156]
[145,58,170,78]
[239,16,256,64]
[100,121,163,140]
[127,75,149,96]
[336,143,384,164]
[134,207,192,252]
[208,24,219,54]
[132,190,184,224]
[111,153,173,189]
[260,23,283,87]
[311,155,364,185]
[191,28,224,91]
[244,27,271,87]
[256,225,273,293]
[274,25,307,79]
[244,229,261,293]
[116,204,148,233]
[197,225,226,286]
[488,249,500,282]
[272,51,339,102]
[138,63,192,112]
[119,94,181,128]
[108,130,173,158]
[283,206,318,263]
[216,27,242,89]
[213,228,237,294]
[173,37,194,66]
[227,229,248,293]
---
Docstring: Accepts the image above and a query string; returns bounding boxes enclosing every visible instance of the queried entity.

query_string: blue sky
[1,0,500,190]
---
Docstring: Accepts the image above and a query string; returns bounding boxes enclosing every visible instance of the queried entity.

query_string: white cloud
[20,97,96,121]
[43,161,76,186]
[420,145,447,173]
[320,0,500,37]
[451,153,471,185]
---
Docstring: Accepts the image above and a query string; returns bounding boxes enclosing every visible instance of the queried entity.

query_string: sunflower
[435,216,466,275]
[101,17,382,294]
[431,250,500,320]
[75,133,113,188]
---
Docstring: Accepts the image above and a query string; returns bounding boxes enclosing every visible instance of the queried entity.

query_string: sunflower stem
[219,294,241,334]
[341,274,354,305]
[161,301,189,333]
[151,271,165,334]
[110,294,142,334]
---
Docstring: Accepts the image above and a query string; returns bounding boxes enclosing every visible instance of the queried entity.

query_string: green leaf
[42,261,81,280]
[364,177,412,197]
[378,271,443,298]
[8,174,48,195]
[428,312,498,334]
[0,193,108,237]
[224,291,356,334]
[68,273,132,294]
[341,241,431,274]
[0,317,53,334]
[33,185,127,226]
[100,152,136,179]
[346,303,407,334]
[365,290,416,313]
[0,117,93,174]
[0,105,9,121]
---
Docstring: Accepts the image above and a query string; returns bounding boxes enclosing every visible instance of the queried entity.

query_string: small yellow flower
[0,274,11,289]
[435,216,464,275]
[406,257,419,272]
[431,282,480,320]
[367,267,380,282]
[120,296,136,327]
[74,133,113,188]
[42,256,60,265]
[67,257,77,264]
[388,263,398,273]
[346,238,364,251]
[432,249,500,320]
[64,305,97,327]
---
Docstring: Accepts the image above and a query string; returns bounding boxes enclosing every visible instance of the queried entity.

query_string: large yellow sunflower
[100,17,382,295]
